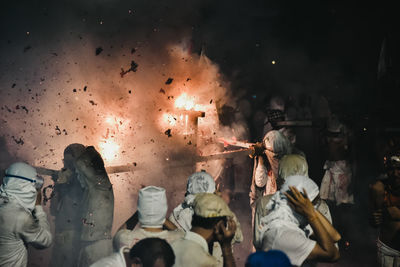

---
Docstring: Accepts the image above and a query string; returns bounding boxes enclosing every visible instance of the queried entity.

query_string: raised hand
[214,218,237,245]
[284,186,316,220]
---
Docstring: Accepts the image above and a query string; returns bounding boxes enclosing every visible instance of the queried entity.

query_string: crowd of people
[1,96,400,267]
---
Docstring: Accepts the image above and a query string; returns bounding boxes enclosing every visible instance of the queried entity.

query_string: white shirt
[172,231,219,267]
[0,203,52,267]
[114,227,184,249]
[263,226,316,267]
[90,246,128,267]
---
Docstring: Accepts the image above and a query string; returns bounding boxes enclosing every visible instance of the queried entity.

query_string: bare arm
[285,187,339,262]
[369,181,385,227]
[315,211,341,242]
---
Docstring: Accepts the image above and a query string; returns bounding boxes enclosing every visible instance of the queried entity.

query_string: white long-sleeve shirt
[0,202,52,267]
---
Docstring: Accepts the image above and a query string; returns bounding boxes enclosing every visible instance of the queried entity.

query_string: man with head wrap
[114,186,184,249]
[50,143,86,267]
[0,162,52,267]
[168,171,243,267]
[250,130,292,206]
[257,175,340,266]
[171,193,237,267]
[92,186,183,267]
[253,155,335,252]
[75,146,115,267]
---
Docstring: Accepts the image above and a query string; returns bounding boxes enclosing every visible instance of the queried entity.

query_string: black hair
[129,238,175,267]
[191,214,227,229]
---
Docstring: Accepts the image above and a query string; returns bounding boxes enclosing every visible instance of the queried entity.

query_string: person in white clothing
[171,193,237,267]
[0,162,52,267]
[253,154,334,251]
[113,186,184,250]
[258,175,340,266]
[168,171,243,267]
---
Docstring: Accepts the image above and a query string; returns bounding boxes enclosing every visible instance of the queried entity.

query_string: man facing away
[91,185,183,267]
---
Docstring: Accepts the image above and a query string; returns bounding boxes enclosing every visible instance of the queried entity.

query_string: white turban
[186,171,216,195]
[257,175,319,242]
[137,186,167,228]
[0,162,37,213]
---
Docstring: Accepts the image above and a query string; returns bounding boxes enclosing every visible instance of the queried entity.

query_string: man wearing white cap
[258,175,340,266]
[91,186,183,267]
[0,162,52,267]
[171,193,237,267]
[169,171,243,267]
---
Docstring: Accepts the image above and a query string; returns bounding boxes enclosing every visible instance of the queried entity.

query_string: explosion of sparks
[98,139,120,162]
[175,93,196,110]
[97,115,129,163]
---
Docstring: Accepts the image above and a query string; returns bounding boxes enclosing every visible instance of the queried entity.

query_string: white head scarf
[258,175,319,239]
[278,154,309,180]
[263,130,292,180]
[171,171,216,231]
[0,162,37,213]
[137,186,167,228]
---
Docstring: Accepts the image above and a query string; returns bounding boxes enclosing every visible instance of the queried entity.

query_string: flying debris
[159,89,166,94]
[89,100,97,106]
[95,47,103,55]
[55,126,62,135]
[120,60,139,77]
[15,105,29,113]
[11,136,24,145]
[11,83,16,88]
[165,78,173,85]
[164,129,172,137]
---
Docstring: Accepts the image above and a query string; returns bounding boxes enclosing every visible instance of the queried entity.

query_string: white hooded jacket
[0,168,52,267]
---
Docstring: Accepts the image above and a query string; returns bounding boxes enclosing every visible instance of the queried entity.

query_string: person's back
[113,186,184,251]
[75,146,114,267]
[0,162,52,267]
[172,193,237,267]
[50,143,86,267]
[171,232,219,267]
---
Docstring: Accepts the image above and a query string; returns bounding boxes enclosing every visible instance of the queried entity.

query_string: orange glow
[175,93,195,110]
[162,113,177,126]
[99,139,120,162]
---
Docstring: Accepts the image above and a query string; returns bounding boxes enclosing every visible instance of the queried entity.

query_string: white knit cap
[137,186,167,228]
[186,171,216,195]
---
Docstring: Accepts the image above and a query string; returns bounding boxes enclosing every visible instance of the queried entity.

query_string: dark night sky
[0,0,398,121]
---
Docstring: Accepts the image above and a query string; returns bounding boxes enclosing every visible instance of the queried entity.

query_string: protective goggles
[4,174,44,189]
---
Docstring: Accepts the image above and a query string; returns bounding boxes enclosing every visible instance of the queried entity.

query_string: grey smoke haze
[0,0,254,266]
